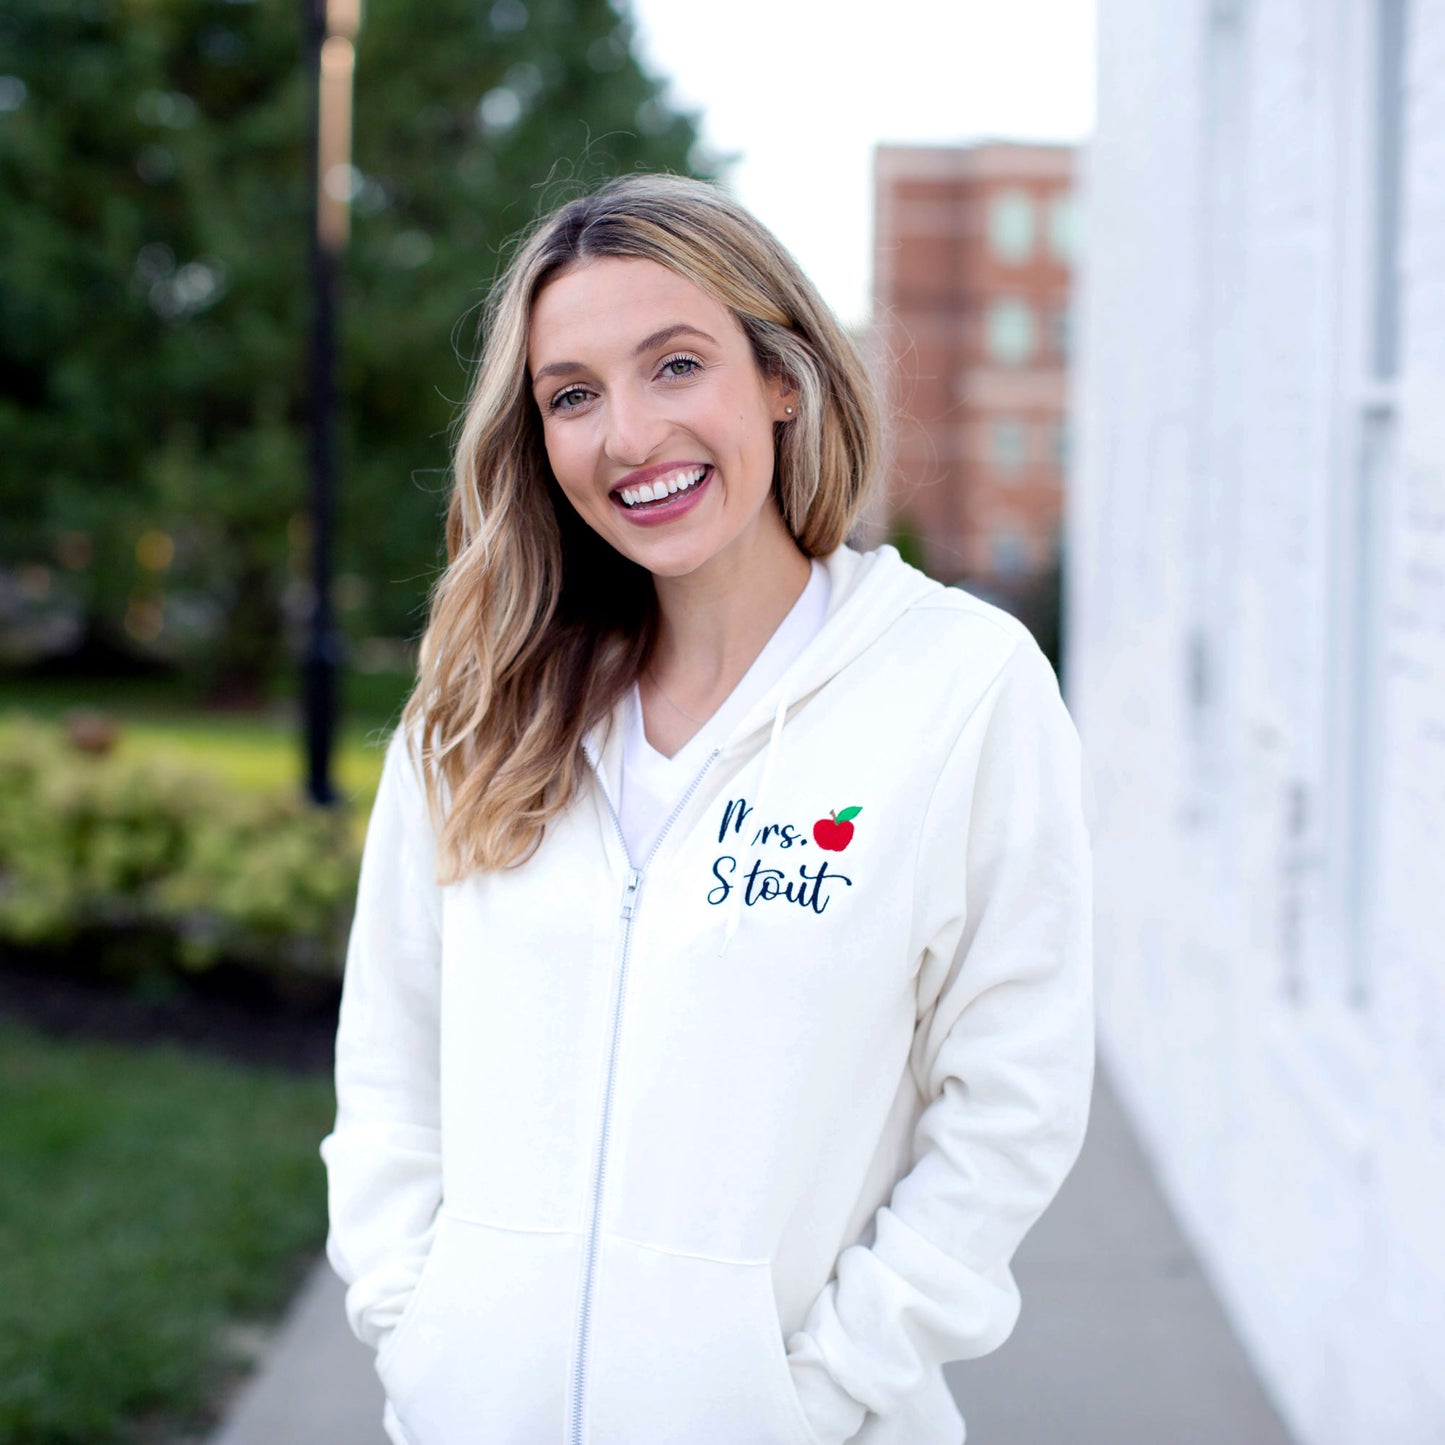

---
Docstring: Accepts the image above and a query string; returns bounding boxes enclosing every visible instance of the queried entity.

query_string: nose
[603,384,667,468]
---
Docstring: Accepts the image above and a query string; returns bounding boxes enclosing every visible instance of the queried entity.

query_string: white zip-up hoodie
[321,543,1095,1445]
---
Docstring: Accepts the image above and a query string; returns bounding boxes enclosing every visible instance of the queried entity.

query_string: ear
[768,369,799,422]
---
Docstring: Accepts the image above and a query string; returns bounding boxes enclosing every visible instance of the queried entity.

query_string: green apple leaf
[835,806,862,823]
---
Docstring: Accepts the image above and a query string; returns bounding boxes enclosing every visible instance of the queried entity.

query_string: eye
[547,384,592,413]
[657,352,702,380]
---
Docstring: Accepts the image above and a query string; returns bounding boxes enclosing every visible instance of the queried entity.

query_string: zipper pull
[620,868,643,919]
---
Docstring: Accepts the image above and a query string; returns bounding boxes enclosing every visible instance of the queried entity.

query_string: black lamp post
[302,0,361,805]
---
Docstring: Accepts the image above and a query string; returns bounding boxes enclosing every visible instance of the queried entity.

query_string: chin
[627,545,716,580]
[606,524,725,580]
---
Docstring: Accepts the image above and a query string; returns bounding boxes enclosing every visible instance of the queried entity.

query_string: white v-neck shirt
[618,560,831,863]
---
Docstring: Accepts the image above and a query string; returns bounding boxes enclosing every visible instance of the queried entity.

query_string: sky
[624,0,1098,329]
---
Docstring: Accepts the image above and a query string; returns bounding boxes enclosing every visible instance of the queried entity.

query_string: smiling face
[527,256,802,583]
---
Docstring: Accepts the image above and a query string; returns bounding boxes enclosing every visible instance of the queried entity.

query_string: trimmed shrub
[0,719,360,981]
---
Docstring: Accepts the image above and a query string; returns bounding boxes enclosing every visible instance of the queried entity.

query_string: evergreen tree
[0,0,709,695]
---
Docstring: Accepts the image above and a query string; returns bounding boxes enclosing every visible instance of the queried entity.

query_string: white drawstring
[720,696,789,955]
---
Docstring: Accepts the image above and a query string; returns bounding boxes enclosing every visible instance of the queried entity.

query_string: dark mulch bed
[0,949,340,1076]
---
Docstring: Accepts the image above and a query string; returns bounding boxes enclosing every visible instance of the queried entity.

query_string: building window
[985,299,1036,366]
[1052,306,1071,359]
[988,189,1035,263]
[1048,193,1078,263]
[990,527,1031,578]
[991,419,1028,474]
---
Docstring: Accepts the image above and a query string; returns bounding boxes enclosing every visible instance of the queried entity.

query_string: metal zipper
[567,748,723,1445]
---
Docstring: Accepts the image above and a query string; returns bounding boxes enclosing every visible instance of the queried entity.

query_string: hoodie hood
[722,543,946,747]
[584,544,947,950]
[585,544,944,819]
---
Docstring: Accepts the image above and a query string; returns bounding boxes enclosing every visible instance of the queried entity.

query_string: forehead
[527,256,740,367]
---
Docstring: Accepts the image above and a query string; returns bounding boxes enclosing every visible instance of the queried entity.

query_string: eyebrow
[531,324,719,389]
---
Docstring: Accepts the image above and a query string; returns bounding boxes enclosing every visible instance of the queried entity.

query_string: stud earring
[785,406,794,415]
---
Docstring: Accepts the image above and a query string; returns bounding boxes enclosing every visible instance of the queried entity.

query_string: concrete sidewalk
[945,1056,1295,1443]
[211,1055,1296,1445]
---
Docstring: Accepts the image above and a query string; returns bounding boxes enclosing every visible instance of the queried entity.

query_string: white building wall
[1070,3,1445,1443]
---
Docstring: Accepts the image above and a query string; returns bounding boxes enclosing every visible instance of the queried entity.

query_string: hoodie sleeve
[785,632,1096,1443]
[319,726,445,1353]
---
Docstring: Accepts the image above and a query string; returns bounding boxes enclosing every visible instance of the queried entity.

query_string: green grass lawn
[112,715,388,810]
[0,673,411,815]
[0,674,399,1440]
[0,1019,337,1445]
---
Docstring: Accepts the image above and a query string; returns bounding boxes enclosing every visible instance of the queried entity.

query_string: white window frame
[1268,0,1402,1154]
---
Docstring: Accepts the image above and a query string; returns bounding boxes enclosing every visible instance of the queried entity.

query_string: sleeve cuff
[787,1334,869,1444]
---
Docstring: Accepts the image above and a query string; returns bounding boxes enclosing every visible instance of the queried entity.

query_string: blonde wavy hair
[401,172,882,878]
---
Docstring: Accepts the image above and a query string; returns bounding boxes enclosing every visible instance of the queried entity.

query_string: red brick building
[872,142,1077,587]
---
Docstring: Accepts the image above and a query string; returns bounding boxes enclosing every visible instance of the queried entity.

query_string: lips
[612,464,711,510]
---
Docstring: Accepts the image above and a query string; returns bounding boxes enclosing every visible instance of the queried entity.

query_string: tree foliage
[0,0,709,693]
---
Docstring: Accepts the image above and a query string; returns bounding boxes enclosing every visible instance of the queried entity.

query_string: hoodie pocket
[587,1235,821,1445]
[375,1211,580,1445]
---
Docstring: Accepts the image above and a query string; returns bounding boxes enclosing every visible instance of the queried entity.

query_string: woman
[321,173,1094,1445]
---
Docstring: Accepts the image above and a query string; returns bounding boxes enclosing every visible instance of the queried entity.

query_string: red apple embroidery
[813,806,862,852]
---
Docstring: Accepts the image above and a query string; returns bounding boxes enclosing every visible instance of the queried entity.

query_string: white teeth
[617,466,709,508]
